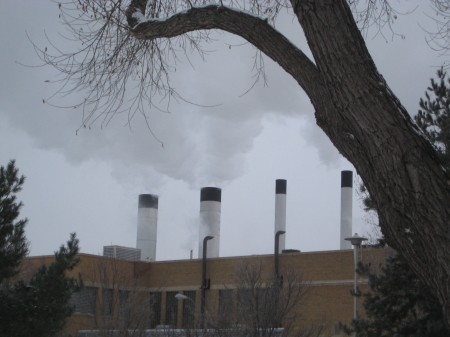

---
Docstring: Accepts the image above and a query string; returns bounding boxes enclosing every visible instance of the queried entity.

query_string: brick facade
[23,247,393,337]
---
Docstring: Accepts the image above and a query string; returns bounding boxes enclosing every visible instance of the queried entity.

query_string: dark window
[182,291,196,328]
[150,292,162,328]
[102,288,114,316]
[118,290,129,320]
[236,288,253,323]
[219,289,233,315]
[236,287,279,329]
[165,291,178,327]
[70,287,97,315]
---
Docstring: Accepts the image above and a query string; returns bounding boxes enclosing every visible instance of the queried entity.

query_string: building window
[182,291,196,328]
[70,287,97,315]
[150,292,162,328]
[165,291,178,327]
[102,288,114,316]
[236,289,252,323]
[219,289,233,317]
[118,290,129,320]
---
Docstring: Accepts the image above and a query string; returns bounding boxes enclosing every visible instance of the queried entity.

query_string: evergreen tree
[416,67,450,169]
[341,254,450,337]
[0,160,29,283]
[0,160,82,337]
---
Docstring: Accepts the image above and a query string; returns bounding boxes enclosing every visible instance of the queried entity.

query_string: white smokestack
[198,187,221,258]
[136,194,158,261]
[274,179,287,253]
[340,171,353,250]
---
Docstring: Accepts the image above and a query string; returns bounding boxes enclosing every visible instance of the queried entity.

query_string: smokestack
[274,179,287,253]
[136,194,158,261]
[198,187,221,258]
[340,171,353,250]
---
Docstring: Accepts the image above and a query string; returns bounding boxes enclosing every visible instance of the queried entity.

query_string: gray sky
[0,1,443,260]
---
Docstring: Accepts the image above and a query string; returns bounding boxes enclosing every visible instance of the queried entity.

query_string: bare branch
[347,0,407,39]
[36,0,318,130]
[424,0,450,62]
[228,260,312,337]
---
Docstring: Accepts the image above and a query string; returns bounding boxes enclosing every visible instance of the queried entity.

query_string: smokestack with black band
[274,179,287,253]
[136,194,158,261]
[340,171,353,250]
[198,187,221,258]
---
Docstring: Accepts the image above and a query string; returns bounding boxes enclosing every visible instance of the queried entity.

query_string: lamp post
[201,235,213,329]
[274,230,286,282]
[345,233,367,325]
[175,293,195,329]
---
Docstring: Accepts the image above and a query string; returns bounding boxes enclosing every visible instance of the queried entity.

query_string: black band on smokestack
[341,171,353,188]
[275,179,287,194]
[200,187,221,202]
[138,194,158,208]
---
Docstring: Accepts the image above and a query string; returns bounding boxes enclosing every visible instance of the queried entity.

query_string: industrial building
[24,171,392,337]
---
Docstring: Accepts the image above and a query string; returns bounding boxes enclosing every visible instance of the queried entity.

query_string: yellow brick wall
[23,247,393,337]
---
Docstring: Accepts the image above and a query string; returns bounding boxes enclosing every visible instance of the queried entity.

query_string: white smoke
[0,2,339,193]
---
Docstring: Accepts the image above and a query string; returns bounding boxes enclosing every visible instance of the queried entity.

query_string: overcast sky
[0,1,444,260]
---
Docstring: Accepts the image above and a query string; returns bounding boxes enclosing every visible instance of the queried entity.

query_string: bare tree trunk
[121,0,449,325]
[291,0,450,324]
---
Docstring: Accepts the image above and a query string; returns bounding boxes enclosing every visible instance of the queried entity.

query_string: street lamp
[201,235,214,329]
[274,230,286,282]
[175,293,189,301]
[176,293,195,329]
[345,233,367,324]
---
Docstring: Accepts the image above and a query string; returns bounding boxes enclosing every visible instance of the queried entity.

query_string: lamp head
[345,233,368,247]
[175,293,189,300]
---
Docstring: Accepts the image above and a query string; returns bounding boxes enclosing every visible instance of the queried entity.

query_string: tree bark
[292,0,450,324]
[127,0,450,324]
